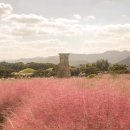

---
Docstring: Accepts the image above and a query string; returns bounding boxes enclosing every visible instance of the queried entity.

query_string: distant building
[57,53,71,78]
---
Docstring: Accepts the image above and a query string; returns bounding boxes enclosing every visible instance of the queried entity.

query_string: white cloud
[81,24,130,53]
[0,3,13,17]
[10,24,38,37]
[21,39,66,48]
[0,2,130,59]
[73,14,82,20]
[4,14,48,24]
[54,18,78,24]
[0,8,82,37]
[2,14,82,37]
[0,39,68,60]
[122,14,127,17]
[86,16,96,21]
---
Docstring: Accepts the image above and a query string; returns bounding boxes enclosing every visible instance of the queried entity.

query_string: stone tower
[57,53,71,78]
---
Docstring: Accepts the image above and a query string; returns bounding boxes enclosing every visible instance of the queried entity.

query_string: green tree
[70,66,80,76]
[109,64,129,74]
[96,59,109,72]
[80,63,98,76]
[0,68,13,78]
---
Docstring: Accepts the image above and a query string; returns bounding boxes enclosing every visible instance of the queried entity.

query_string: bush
[87,74,97,78]
[70,67,80,76]
[80,64,98,76]
[96,59,110,71]
[109,64,129,74]
[33,68,56,77]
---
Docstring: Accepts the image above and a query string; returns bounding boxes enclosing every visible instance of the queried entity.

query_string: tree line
[0,59,129,78]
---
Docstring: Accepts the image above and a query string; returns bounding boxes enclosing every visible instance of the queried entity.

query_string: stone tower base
[57,53,71,78]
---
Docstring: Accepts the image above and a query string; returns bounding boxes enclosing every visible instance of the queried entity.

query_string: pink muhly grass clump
[0,76,129,130]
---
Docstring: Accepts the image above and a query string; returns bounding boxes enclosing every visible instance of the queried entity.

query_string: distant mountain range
[5,50,130,66]
[118,57,130,68]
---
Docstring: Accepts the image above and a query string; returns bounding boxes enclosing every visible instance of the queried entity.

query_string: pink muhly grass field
[0,75,130,130]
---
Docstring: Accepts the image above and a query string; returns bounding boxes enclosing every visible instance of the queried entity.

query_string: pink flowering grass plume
[0,75,129,130]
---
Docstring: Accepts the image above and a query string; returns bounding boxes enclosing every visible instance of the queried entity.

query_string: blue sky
[0,0,130,60]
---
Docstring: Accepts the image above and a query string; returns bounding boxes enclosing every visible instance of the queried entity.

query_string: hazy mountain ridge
[118,57,130,68]
[5,51,130,66]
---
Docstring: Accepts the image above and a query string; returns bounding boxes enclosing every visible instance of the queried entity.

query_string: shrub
[109,64,129,74]
[87,74,97,78]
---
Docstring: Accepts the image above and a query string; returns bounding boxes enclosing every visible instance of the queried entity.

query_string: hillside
[118,57,130,67]
[5,50,130,66]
